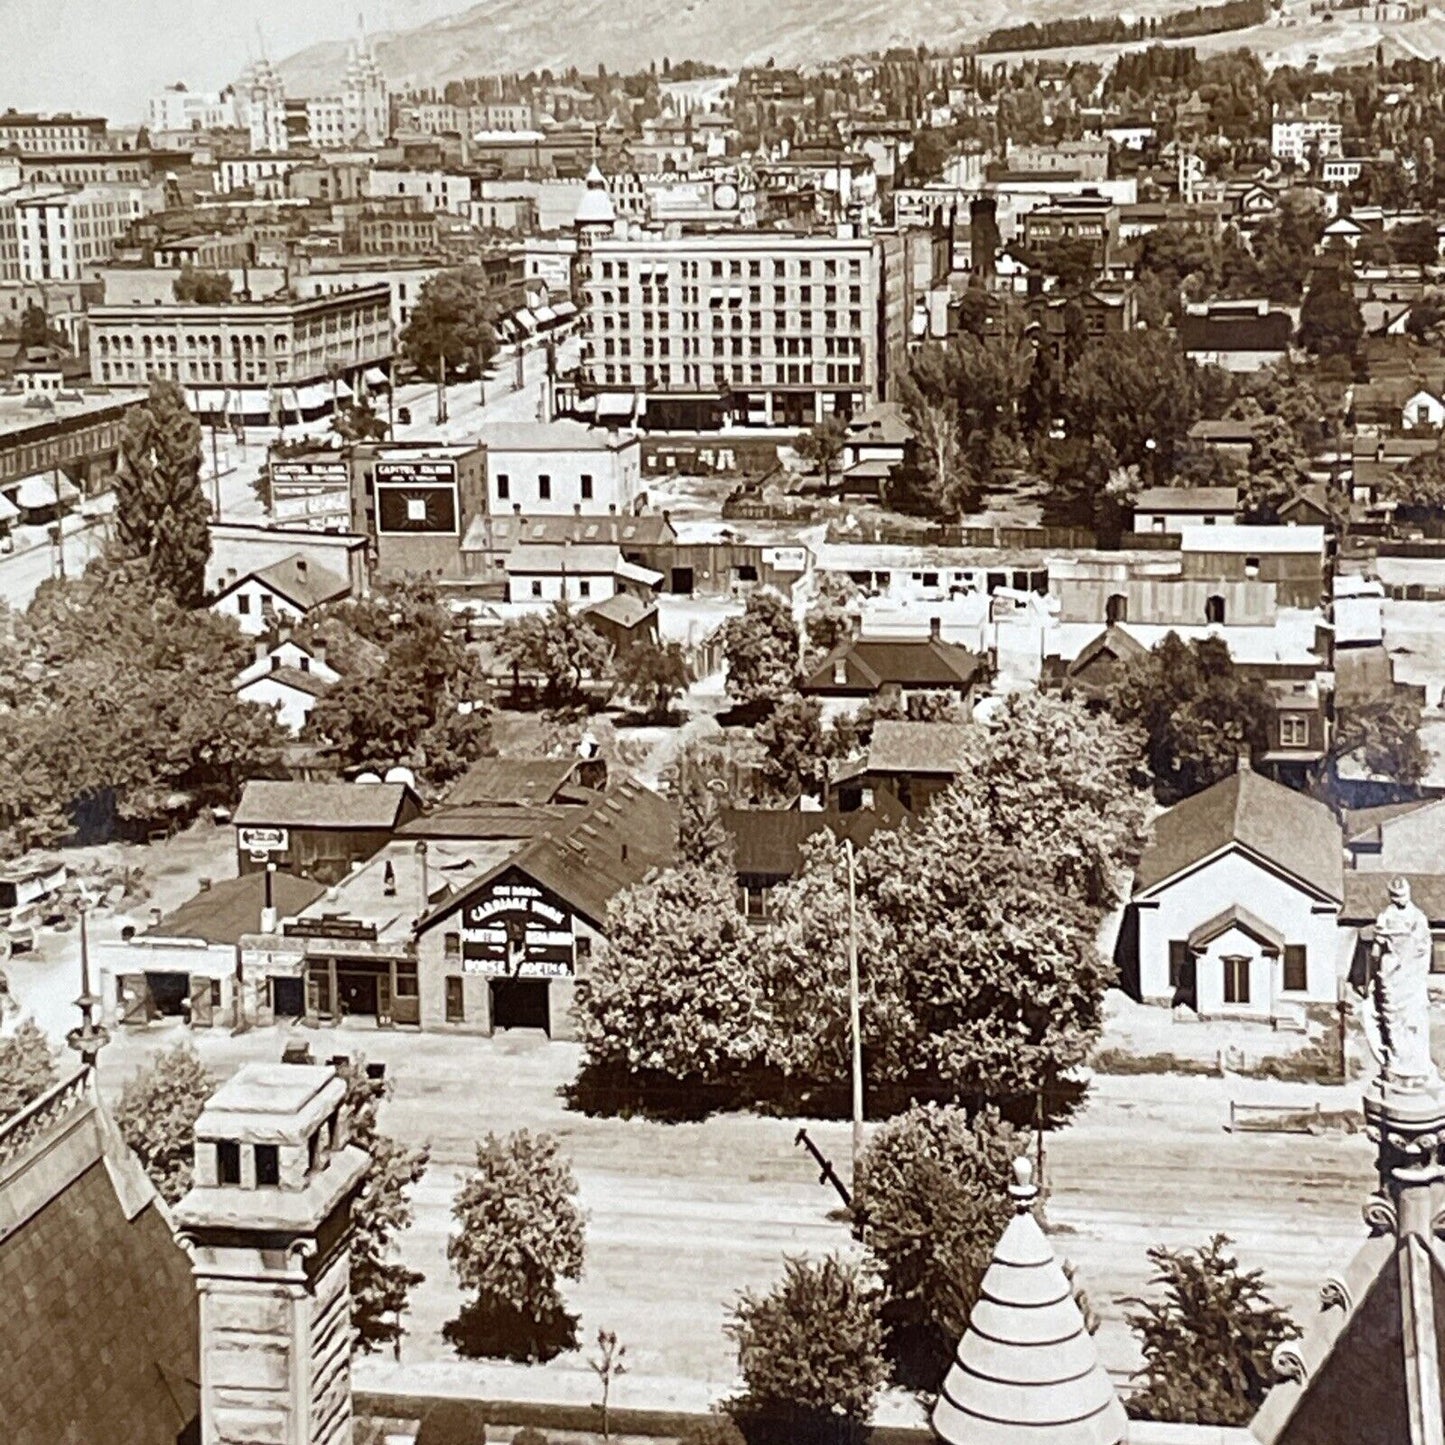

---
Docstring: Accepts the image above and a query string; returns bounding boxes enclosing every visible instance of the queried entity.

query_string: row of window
[1169,942,1311,1004]
[494,472,593,503]
[588,362,861,388]
[598,256,864,282]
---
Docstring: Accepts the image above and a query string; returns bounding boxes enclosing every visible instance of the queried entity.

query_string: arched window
[1206,595,1226,625]
[1105,593,1128,625]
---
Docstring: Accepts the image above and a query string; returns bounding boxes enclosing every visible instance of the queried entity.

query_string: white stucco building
[1128,765,1345,1020]
[483,421,644,517]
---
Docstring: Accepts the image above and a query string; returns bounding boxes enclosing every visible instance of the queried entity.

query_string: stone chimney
[312,639,327,667]
[174,1064,368,1445]
[929,616,942,641]
[254,638,270,664]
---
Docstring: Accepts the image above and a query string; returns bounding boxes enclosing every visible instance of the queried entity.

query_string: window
[1244,555,1261,578]
[445,975,465,1023]
[1105,593,1128,624]
[530,580,543,599]
[496,473,509,500]
[236,594,251,615]
[1280,714,1310,748]
[578,579,591,598]
[538,474,551,501]
[254,1143,280,1187]
[217,1139,241,1185]
[1168,941,1191,990]
[580,473,593,501]
[1222,956,1251,1005]
[395,961,419,998]
[1205,595,1226,625]
[1283,945,1308,992]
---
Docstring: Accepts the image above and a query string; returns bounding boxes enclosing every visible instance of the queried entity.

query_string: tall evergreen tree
[115,379,211,607]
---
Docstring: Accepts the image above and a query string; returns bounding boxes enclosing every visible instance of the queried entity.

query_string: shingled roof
[233,779,421,831]
[145,870,326,945]
[866,721,976,776]
[803,636,985,695]
[1132,767,1344,903]
[0,1070,199,1445]
[932,1157,1126,1445]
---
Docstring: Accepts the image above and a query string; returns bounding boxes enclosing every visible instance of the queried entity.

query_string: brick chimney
[929,616,942,641]
[174,1064,368,1445]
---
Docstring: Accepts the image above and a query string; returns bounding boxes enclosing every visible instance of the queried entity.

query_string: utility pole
[211,411,222,519]
[437,348,448,425]
[845,838,864,1175]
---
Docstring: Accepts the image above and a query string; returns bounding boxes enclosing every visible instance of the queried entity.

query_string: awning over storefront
[551,300,578,319]
[187,388,228,412]
[595,392,638,421]
[513,308,538,334]
[363,366,390,389]
[0,492,21,524]
[296,383,331,413]
[533,305,557,326]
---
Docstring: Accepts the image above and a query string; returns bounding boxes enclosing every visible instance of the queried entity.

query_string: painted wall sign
[238,826,289,852]
[460,881,574,976]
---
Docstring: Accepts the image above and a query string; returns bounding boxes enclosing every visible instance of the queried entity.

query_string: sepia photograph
[0,0,1442,1441]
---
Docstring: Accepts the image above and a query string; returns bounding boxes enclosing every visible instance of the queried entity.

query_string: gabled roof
[865,720,975,776]
[1133,486,1239,512]
[1188,903,1285,953]
[933,1159,1127,1445]
[721,798,908,877]
[1251,1231,1441,1445]
[505,543,622,575]
[445,756,580,808]
[1133,768,1344,903]
[1340,871,1445,926]
[0,1071,199,1445]
[240,552,350,612]
[144,870,326,944]
[232,779,420,831]
[415,777,676,933]
[237,664,334,699]
[1066,624,1149,682]
[582,592,657,630]
[803,636,985,694]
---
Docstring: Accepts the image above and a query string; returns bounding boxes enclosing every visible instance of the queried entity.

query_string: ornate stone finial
[1365,876,1439,1093]
[1008,1154,1039,1212]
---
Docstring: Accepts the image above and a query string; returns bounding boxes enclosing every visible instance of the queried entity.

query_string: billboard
[269,457,352,530]
[375,458,460,535]
[460,881,574,978]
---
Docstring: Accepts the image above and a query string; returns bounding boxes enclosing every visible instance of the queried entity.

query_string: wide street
[0,336,572,611]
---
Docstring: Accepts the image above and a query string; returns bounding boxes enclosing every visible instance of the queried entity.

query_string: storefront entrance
[272,976,305,1019]
[307,955,419,1028]
[490,979,550,1034]
[146,971,190,1018]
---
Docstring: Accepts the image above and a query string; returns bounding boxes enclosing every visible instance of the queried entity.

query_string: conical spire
[932,1158,1127,1445]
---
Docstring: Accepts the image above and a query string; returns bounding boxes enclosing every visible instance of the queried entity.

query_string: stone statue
[1367,878,1438,1090]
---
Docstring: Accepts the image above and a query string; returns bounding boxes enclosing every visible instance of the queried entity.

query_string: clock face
[713,182,739,211]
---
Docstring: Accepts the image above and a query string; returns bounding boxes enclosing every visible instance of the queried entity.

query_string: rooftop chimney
[254,638,270,664]
[929,616,942,640]
[294,557,308,579]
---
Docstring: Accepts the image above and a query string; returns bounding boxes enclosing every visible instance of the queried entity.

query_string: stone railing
[0,1068,91,1171]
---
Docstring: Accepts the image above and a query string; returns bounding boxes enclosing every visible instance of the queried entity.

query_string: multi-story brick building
[0,184,153,283]
[576,230,883,429]
[0,110,108,154]
[87,285,392,421]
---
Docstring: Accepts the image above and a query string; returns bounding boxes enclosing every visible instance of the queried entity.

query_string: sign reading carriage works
[459,880,575,979]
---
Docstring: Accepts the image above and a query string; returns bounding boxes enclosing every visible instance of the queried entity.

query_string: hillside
[275,0,1190,95]
[278,0,1445,98]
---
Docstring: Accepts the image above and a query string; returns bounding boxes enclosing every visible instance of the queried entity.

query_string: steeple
[932,1157,1127,1445]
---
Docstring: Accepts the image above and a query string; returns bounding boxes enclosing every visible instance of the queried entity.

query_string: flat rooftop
[0,389,146,439]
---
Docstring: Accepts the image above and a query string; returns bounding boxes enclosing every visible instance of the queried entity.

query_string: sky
[0,0,463,123]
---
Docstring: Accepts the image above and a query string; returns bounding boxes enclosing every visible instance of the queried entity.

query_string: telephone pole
[845,838,864,1175]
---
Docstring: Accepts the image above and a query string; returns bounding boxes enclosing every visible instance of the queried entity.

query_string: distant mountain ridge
[275,0,1187,96]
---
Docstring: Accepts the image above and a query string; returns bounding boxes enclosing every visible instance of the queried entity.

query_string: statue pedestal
[1363,1075,1445,1238]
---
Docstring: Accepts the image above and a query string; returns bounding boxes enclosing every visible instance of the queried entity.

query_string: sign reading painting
[269,458,352,530]
[375,459,459,535]
[238,826,289,853]
[460,881,574,978]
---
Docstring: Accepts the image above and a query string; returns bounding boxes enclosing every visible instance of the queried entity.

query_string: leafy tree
[793,415,848,488]
[115,379,212,607]
[1107,634,1273,803]
[1333,692,1428,788]
[0,1019,57,1122]
[113,1042,213,1203]
[892,393,975,519]
[1126,1235,1298,1425]
[400,265,502,382]
[0,565,285,849]
[613,638,689,722]
[17,304,67,351]
[853,1104,1017,1387]
[1298,262,1364,360]
[173,266,233,303]
[716,590,799,706]
[495,601,612,709]
[676,775,735,868]
[678,1416,747,1445]
[448,1130,585,1359]
[803,573,859,667]
[1239,414,1314,523]
[330,399,389,443]
[1381,444,1445,510]
[754,695,839,800]
[305,577,492,783]
[1061,329,1200,483]
[580,864,762,1087]
[898,126,954,184]
[337,1057,429,1352]
[756,833,912,1091]
[727,1254,888,1445]
[861,694,1146,1109]
[1392,218,1439,267]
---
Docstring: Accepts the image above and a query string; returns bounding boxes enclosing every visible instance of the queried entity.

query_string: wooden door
[119,975,152,1026]
[377,971,393,1029]
[190,975,213,1028]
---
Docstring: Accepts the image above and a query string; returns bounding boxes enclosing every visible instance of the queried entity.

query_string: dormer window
[833,658,848,686]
